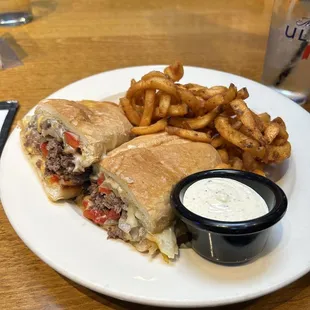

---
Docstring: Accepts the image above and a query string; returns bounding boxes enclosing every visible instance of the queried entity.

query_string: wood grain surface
[0,1,309,309]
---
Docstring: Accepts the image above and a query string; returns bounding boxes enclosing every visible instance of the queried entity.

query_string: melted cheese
[36,115,89,172]
[126,205,139,228]
[37,116,45,133]
[146,227,178,259]
[72,154,86,173]
[103,177,125,197]
[103,175,178,259]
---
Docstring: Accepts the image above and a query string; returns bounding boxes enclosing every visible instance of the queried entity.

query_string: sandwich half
[79,133,221,259]
[20,99,133,201]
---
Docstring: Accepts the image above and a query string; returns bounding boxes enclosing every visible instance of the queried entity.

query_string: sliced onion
[134,239,158,255]
[118,221,131,234]
[104,219,118,226]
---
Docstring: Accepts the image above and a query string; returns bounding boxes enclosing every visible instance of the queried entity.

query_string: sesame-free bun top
[35,99,133,166]
[99,133,222,234]
[20,99,133,201]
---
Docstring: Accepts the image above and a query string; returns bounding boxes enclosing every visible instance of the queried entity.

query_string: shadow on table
[1,33,28,61]
[62,272,310,310]
[31,0,58,20]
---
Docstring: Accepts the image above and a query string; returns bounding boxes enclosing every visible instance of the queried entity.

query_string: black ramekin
[171,169,288,265]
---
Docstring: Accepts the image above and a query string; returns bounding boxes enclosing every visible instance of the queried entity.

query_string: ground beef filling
[107,226,126,239]
[24,117,44,153]
[88,182,128,239]
[24,122,90,186]
[89,183,127,213]
[24,128,44,152]
[44,139,90,185]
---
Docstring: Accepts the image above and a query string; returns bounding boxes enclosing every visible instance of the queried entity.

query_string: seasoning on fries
[120,61,291,176]
[131,119,167,135]
[166,126,212,143]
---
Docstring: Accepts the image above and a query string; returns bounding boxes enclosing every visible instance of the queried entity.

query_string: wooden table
[1,1,309,309]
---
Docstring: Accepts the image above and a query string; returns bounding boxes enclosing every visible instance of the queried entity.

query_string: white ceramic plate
[1,66,310,308]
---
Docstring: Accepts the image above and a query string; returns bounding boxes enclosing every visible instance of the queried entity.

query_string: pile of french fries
[120,62,291,176]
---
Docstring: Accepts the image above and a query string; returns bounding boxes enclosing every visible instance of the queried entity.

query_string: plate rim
[1,65,310,308]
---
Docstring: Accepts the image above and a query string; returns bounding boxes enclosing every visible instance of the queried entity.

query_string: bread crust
[20,99,133,201]
[36,99,133,166]
[100,133,222,233]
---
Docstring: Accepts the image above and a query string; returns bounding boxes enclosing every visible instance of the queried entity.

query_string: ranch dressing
[183,178,268,222]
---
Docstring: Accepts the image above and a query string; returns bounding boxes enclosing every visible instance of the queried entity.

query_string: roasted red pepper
[64,131,80,149]
[107,209,121,221]
[40,142,48,157]
[98,187,112,194]
[83,209,106,224]
[49,175,59,184]
[97,174,105,186]
[83,209,120,225]
[82,200,89,208]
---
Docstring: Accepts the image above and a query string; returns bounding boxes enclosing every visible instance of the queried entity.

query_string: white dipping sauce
[183,178,269,222]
